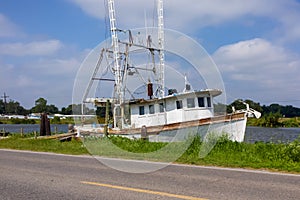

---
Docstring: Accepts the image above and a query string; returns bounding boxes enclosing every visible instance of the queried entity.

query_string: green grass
[176,136,300,172]
[82,135,300,173]
[83,136,190,162]
[0,134,299,173]
[0,133,88,155]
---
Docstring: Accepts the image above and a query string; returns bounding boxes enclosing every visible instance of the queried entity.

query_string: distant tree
[261,112,282,127]
[46,104,59,114]
[31,97,47,113]
[213,103,227,115]
[71,104,82,115]
[30,98,58,114]
[51,116,61,124]
[6,100,19,114]
[4,100,29,115]
[281,105,300,117]
[227,99,244,113]
[72,104,95,115]
[228,99,263,113]
[0,99,4,114]
[16,103,30,115]
[244,99,263,113]
[262,104,300,117]
[61,105,73,115]
[268,104,281,114]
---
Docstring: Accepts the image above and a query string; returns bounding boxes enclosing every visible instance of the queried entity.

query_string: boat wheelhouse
[129,89,221,128]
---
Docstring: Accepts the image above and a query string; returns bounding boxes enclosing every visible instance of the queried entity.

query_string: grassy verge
[177,137,300,172]
[0,134,299,173]
[0,133,88,155]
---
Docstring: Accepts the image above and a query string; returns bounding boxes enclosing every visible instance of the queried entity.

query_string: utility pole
[1,92,9,114]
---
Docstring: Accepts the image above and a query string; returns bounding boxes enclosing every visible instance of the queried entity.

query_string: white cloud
[214,38,288,70]
[0,40,63,56]
[30,57,81,76]
[68,0,300,43]
[68,0,103,19]
[0,41,88,108]
[213,38,297,80]
[0,13,21,38]
[213,38,300,104]
[276,5,300,42]
[0,56,82,108]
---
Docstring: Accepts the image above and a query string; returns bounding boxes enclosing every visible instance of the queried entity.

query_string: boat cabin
[129,89,222,128]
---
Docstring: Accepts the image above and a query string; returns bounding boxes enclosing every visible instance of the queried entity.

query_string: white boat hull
[75,112,248,142]
[148,115,247,142]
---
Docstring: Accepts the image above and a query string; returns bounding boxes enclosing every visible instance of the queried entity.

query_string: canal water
[0,124,299,143]
[245,126,300,143]
[0,124,68,134]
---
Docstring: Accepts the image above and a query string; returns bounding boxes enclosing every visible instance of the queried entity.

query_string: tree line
[228,99,300,118]
[1,97,300,118]
[0,97,89,115]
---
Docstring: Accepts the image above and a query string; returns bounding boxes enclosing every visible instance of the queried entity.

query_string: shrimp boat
[75,0,261,142]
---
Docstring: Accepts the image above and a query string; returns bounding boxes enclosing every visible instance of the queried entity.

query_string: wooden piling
[141,125,148,140]
[45,117,51,136]
[40,113,51,136]
[104,100,110,136]
[40,113,45,136]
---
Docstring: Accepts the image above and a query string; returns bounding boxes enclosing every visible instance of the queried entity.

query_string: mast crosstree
[81,0,167,128]
[157,0,165,98]
[107,0,124,128]
[106,0,165,129]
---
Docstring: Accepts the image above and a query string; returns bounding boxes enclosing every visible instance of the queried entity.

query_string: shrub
[51,116,61,124]
[284,140,300,162]
[10,118,36,124]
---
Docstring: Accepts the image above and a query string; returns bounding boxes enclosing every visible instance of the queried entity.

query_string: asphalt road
[0,149,299,200]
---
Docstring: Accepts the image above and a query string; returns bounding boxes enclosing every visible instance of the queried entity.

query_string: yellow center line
[81,181,208,200]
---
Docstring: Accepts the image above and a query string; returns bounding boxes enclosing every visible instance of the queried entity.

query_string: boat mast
[107,0,123,128]
[157,0,165,98]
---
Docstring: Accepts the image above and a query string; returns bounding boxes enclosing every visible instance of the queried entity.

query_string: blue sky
[1,0,300,109]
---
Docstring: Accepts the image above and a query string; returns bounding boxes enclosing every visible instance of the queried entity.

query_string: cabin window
[139,106,145,115]
[159,103,164,112]
[207,97,211,107]
[198,97,205,107]
[149,104,155,114]
[187,98,195,108]
[176,100,183,109]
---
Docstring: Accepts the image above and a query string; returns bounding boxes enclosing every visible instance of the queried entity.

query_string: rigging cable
[152,0,156,28]
[103,0,109,44]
